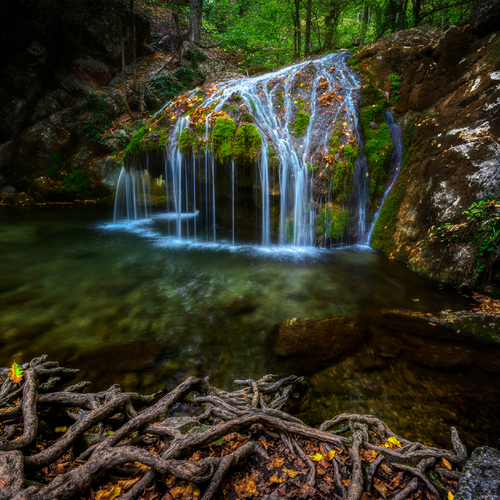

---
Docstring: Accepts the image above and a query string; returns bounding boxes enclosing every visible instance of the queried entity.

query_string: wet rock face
[358,7,500,287]
[455,446,500,500]
[268,317,365,370]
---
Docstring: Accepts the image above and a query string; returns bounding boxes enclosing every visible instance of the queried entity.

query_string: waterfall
[366,109,404,244]
[114,52,379,248]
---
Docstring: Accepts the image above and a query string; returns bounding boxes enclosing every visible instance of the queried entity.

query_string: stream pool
[1,206,499,451]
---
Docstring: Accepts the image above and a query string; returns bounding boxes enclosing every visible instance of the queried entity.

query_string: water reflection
[0,207,497,452]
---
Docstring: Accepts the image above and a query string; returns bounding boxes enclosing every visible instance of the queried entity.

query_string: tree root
[0,357,468,500]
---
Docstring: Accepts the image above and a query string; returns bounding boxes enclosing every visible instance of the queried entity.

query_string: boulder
[88,155,122,193]
[268,317,365,367]
[455,446,500,500]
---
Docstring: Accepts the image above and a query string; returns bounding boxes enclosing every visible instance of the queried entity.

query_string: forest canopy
[147,0,483,71]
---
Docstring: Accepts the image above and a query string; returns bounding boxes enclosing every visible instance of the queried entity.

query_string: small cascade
[114,51,381,247]
[366,110,404,244]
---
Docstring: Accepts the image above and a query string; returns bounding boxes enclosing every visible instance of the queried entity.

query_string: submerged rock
[455,446,500,500]
[268,317,365,368]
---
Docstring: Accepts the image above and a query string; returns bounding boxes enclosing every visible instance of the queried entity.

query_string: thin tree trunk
[360,4,369,45]
[189,0,203,44]
[304,0,312,57]
[130,0,137,94]
[118,8,135,120]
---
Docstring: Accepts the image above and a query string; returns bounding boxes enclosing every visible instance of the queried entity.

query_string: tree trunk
[130,0,137,94]
[295,0,301,59]
[118,8,135,120]
[360,4,369,45]
[189,0,203,44]
[304,0,312,57]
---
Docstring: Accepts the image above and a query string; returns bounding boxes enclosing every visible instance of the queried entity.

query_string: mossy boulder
[212,117,236,161]
[234,123,262,162]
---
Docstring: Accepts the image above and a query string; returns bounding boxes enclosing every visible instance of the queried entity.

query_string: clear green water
[1,207,499,451]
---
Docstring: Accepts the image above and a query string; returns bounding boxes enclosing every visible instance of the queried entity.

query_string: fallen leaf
[269,476,286,484]
[442,457,452,470]
[270,456,285,468]
[327,449,336,460]
[117,477,140,490]
[308,453,324,461]
[95,485,122,500]
[282,468,299,478]
[448,491,454,500]
[373,482,388,499]
[170,482,200,499]
[8,361,23,385]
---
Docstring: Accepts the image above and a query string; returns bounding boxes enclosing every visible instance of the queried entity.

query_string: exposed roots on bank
[0,356,466,500]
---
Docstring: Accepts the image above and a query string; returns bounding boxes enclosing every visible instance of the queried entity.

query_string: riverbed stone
[455,446,500,500]
[269,317,365,365]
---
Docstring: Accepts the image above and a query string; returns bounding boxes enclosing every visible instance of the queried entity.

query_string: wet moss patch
[212,117,236,161]
[234,124,262,162]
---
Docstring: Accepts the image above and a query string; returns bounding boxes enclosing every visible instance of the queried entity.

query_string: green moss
[294,100,310,137]
[316,205,350,242]
[123,127,146,160]
[347,56,361,72]
[234,123,262,162]
[370,182,404,253]
[240,113,254,123]
[277,91,284,108]
[212,117,236,161]
[178,128,199,155]
[359,85,391,205]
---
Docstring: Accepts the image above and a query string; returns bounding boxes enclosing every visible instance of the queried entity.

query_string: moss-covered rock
[123,127,146,160]
[234,123,262,162]
[212,117,236,161]
[294,99,310,137]
[315,204,350,243]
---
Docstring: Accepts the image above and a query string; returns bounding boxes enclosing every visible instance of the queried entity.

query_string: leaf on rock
[8,361,23,385]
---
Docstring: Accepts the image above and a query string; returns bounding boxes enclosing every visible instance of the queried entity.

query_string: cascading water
[365,109,404,244]
[114,52,384,247]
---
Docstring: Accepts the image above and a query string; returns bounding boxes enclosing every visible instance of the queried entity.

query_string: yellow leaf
[54,427,68,433]
[309,453,324,461]
[442,457,452,470]
[170,483,201,498]
[366,173,369,176]
[294,101,298,104]
[133,462,151,470]
[95,485,122,500]
[448,492,454,500]
[387,436,400,447]
[117,477,140,490]
[327,450,336,460]
[269,476,285,483]
[283,468,299,478]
